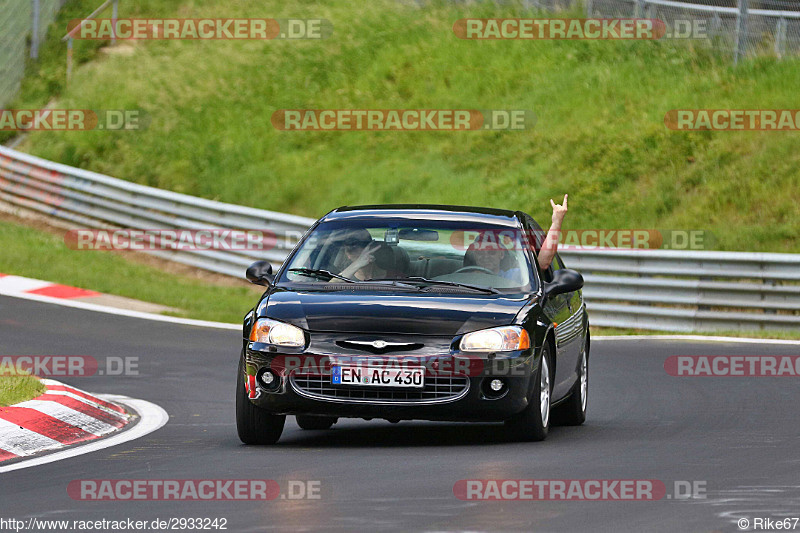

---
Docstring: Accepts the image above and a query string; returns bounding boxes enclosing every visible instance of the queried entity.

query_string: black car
[237,205,589,443]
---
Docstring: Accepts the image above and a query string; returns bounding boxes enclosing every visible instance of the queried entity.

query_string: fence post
[774,17,786,58]
[66,37,73,82]
[111,0,118,44]
[734,0,749,64]
[31,0,41,59]
[586,0,593,17]
[711,11,721,39]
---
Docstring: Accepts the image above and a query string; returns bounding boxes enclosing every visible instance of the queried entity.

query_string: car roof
[325,204,524,227]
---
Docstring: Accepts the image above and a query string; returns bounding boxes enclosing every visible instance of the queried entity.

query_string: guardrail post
[31,0,41,59]
[734,0,749,64]
[763,269,777,314]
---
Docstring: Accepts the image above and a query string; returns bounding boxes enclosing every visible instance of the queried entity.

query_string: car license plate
[331,366,424,388]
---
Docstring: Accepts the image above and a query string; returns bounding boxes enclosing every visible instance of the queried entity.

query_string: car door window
[521,215,551,281]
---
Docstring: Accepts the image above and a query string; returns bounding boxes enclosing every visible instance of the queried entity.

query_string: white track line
[0,289,239,330]
[0,395,169,474]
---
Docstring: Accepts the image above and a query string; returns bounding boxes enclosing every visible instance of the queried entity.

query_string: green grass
[10,0,800,253]
[0,375,46,407]
[0,219,260,323]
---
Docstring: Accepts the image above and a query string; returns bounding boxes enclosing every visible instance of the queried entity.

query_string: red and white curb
[0,379,167,471]
[0,273,101,300]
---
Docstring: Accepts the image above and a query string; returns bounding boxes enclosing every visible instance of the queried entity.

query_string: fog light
[258,369,280,391]
[481,377,508,399]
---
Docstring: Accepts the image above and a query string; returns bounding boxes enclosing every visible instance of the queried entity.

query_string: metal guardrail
[1,145,798,333]
[560,249,800,332]
[0,146,314,278]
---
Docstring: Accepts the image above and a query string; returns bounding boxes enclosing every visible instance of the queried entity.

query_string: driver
[336,228,387,281]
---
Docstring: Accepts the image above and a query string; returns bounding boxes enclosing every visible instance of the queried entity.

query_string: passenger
[464,194,568,278]
[464,237,521,281]
[537,194,568,271]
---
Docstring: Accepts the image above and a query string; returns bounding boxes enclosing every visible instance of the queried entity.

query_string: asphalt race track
[1,294,798,532]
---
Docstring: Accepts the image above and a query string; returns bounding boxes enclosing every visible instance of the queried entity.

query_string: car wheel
[236,354,285,444]
[506,343,552,442]
[553,342,588,426]
[296,415,337,430]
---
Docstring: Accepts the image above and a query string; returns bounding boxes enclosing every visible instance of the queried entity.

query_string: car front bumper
[243,346,539,422]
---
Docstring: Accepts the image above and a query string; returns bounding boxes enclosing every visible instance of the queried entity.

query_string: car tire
[505,343,552,442]
[296,415,337,430]
[236,354,285,444]
[552,341,588,426]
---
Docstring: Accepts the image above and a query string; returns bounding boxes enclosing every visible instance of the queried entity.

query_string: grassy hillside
[8,0,800,252]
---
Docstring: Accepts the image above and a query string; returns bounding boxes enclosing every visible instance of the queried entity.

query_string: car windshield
[279,217,535,292]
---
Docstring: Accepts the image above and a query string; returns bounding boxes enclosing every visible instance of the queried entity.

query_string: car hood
[260,288,530,336]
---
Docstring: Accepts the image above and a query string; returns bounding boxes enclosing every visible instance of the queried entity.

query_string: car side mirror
[544,268,583,298]
[246,261,274,286]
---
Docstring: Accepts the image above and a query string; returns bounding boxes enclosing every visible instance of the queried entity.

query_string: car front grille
[289,373,470,404]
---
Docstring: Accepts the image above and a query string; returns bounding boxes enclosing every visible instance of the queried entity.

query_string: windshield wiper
[397,276,500,294]
[288,268,356,283]
[288,269,419,290]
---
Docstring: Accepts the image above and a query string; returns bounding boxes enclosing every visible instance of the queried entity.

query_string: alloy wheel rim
[540,356,550,427]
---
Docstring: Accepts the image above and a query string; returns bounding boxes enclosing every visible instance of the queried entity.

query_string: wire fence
[528,0,800,60]
[2,0,799,111]
[0,0,66,109]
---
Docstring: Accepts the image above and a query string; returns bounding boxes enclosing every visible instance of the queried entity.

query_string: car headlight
[249,318,306,347]
[460,326,530,352]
